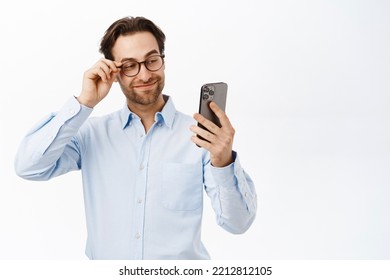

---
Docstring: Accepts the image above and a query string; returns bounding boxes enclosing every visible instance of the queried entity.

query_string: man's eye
[123,62,137,69]
[146,58,158,65]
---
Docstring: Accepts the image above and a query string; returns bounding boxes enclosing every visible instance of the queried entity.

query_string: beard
[120,74,165,106]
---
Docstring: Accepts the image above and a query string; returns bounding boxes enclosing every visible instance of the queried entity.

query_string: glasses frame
[119,54,165,77]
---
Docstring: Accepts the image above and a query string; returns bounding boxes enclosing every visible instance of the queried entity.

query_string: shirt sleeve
[204,151,257,234]
[14,97,93,181]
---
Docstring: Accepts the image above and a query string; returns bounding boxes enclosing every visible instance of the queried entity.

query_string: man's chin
[131,91,161,106]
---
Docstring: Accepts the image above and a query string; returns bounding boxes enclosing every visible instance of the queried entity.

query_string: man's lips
[133,81,157,89]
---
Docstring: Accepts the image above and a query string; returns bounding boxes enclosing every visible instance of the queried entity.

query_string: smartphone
[197,82,228,142]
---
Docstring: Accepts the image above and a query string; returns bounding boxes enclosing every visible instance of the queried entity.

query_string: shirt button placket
[133,128,148,259]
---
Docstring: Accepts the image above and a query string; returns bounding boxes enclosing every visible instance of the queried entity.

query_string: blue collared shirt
[15,95,257,259]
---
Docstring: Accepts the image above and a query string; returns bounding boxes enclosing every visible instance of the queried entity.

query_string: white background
[0,0,389,260]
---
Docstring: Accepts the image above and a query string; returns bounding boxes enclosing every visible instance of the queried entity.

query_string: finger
[88,62,109,83]
[101,61,115,77]
[96,59,120,81]
[191,135,212,150]
[95,67,109,83]
[95,67,115,84]
[193,113,220,134]
[190,125,216,143]
[209,102,232,128]
[102,59,121,73]
[98,61,120,83]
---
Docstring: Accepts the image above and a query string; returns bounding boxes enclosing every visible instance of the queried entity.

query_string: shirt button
[139,165,144,170]
[137,199,142,204]
[135,233,141,239]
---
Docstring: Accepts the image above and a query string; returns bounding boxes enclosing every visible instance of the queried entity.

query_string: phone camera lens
[203,86,210,93]
[203,93,209,100]
[209,89,214,95]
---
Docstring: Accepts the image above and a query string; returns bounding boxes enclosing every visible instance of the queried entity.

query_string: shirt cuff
[210,151,238,188]
[63,96,93,127]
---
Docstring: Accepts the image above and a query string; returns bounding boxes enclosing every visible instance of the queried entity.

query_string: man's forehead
[112,32,159,61]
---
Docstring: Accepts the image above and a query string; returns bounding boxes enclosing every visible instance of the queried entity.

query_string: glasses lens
[121,55,164,77]
[145,55,164,71]
[122,61,139,77]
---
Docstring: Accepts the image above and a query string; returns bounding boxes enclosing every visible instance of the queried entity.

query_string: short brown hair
[99,16,166,60]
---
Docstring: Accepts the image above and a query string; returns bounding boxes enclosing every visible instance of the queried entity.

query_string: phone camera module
[202,85,215,100]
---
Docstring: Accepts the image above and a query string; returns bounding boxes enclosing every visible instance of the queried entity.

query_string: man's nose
[137,63,152,81]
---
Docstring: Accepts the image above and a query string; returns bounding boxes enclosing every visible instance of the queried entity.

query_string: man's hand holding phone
[191,101,235,168]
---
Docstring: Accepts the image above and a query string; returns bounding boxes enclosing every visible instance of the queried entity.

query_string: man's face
[112,32,165,106]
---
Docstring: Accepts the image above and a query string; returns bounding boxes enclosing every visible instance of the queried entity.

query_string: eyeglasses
[119,54,165,77]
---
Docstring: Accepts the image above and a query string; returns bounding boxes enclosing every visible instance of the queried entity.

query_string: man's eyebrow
[120,50,159,63]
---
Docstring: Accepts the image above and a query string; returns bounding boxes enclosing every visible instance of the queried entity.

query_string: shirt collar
[120,95,176,129]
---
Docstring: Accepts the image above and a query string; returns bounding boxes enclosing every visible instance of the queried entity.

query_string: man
[15,16,257,260]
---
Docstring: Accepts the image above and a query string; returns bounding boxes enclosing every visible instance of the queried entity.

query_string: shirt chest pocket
[162,163,203,211]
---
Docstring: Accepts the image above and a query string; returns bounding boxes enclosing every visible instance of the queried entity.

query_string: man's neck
[127,95,166,133]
